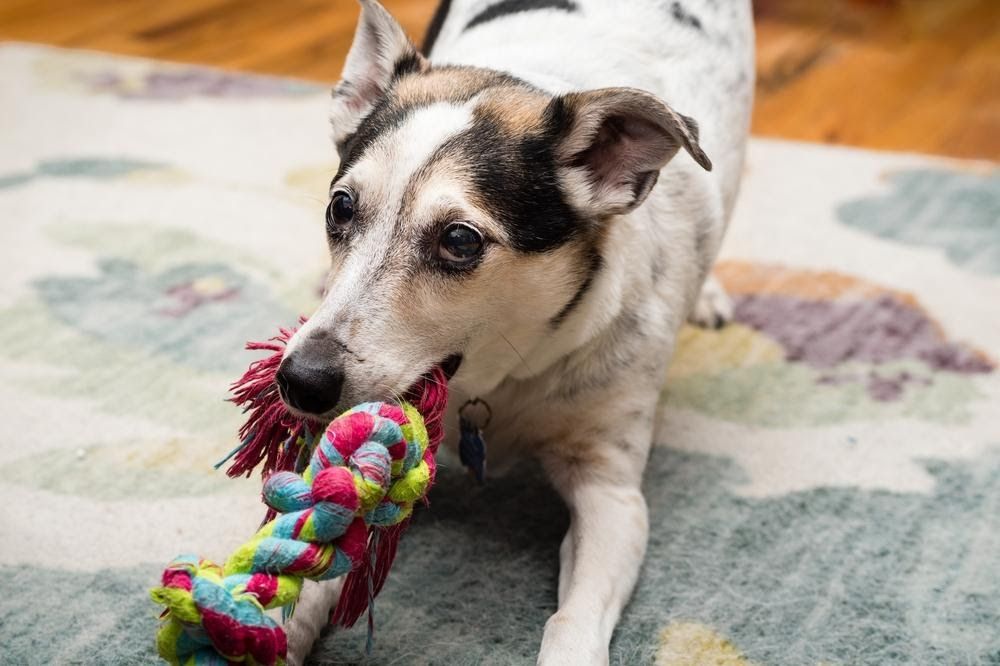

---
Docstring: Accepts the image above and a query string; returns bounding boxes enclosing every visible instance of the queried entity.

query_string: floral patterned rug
[0,43,998,665]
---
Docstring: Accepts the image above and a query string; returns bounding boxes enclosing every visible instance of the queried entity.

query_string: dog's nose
[276,353,345,415]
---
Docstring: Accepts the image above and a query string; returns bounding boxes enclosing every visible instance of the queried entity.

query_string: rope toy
[151,326,449,665]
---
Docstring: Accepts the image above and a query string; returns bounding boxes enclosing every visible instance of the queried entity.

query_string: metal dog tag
[458,398,491,484]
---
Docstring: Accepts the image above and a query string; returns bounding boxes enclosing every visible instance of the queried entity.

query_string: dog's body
[281,1,754,662]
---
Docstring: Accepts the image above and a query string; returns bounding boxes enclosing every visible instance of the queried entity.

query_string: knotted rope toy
[151,326,449,665]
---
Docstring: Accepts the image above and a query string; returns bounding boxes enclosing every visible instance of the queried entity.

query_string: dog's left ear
[331,0,427,152]
[549,88,712,217]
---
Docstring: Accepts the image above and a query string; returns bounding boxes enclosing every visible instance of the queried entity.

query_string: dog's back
[426,0,754,218]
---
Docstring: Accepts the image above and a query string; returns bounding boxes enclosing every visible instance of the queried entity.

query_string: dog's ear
[548,88,712,217]
[331,0,426,151]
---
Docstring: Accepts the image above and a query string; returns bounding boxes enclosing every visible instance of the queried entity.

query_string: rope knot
[152,400,436,665]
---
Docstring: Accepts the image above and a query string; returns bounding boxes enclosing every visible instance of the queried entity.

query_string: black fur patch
[437,107,585,254]
[334,95,411,177]
[392,52,424,80]
[669,1,703,31]
[550,248,603,328]
[335,66,525,176]
[465,0,579,31]
[422,0,452,55]
[333,66,585,256]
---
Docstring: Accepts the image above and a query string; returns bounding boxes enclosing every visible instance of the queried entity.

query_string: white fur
[286,102,476,408]
[329,0,423,145]
[285,1,754,663]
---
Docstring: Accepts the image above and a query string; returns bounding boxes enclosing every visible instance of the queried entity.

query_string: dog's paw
[283,605,317,666]
[282,578,344,666]
[688,275,733,329]
[284,634,309,666]
[537,612,609,666]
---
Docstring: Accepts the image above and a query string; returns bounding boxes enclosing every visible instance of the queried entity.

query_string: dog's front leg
[284,578,343,666]
[537,415,653,665]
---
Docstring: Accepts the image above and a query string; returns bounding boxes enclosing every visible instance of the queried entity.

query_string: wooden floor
[1,0,997,160]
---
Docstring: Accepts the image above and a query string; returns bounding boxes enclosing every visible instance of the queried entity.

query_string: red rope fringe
[228,326,450,632]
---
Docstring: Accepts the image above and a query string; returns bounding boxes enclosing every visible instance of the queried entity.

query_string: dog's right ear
[331,0,427,152]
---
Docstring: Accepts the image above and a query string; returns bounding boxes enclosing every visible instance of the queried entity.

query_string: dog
[277,0,753,662]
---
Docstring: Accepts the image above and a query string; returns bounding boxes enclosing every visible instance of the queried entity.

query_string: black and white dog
[278,1,753,662]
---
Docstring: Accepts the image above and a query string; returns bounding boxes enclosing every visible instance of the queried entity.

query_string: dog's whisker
[375,382,407,406]
[491,328,533,377]
[284,192,329,206]
[419,373,450,391]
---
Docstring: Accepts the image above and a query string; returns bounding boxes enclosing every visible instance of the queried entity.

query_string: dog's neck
[453,210,645,397]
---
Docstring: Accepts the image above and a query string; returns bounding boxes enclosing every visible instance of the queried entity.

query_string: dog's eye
[439,223,484,264]
[326,191,355,230]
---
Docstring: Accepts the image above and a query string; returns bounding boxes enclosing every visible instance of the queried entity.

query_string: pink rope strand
[227,325,450,632]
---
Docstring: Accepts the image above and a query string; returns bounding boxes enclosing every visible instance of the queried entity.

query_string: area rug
[0,43,997,665]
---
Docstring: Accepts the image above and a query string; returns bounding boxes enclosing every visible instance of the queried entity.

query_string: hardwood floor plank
[751,0,999,158]
[0,0,996,159]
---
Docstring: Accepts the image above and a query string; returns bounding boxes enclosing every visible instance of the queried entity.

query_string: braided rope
[151,401,435,665]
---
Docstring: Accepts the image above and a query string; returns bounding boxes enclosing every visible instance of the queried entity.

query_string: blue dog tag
[458,398,491,484]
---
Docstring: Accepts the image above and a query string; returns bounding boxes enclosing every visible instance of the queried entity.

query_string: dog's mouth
[439,353,463,381]
[397,353,461,409]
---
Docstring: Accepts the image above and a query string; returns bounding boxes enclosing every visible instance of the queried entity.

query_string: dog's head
[278,0,711,419]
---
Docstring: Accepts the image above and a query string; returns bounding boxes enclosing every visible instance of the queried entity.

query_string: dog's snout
[276,353,345,415]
